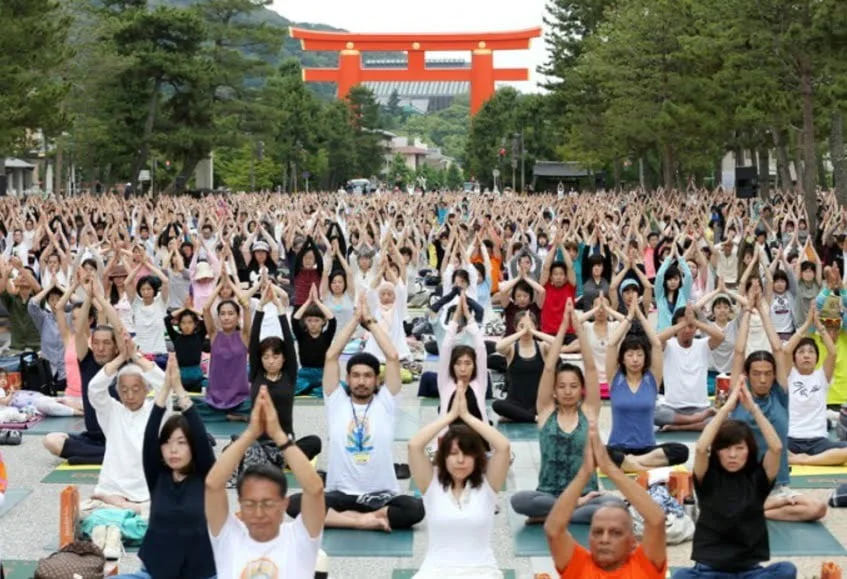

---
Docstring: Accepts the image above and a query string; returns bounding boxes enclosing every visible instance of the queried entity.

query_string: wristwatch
[278,433,295,452]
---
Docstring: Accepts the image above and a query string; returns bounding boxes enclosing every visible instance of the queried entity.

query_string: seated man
[655,305,724,431]
[206,385,325,577]
[88,333,165,512]
[287,297,425,531]
[43,283,123,464]
[546,422,666,579]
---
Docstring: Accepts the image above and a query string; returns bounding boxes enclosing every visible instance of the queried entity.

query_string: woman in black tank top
[492,310,547,423]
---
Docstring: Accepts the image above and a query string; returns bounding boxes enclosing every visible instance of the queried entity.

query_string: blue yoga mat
[0,489,31,518]
[510,510,589,556]
[322,527,414,557]
[767,520,847,556]
[496,421,539,442]
[21,416,85,435]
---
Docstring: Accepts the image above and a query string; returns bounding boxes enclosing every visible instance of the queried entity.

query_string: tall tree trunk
[831,109,847,208]
[757,146,770,201]
[130,78,162,192]
[817,153,828,190]
[613,158,621,189]
[772,128,793,189]
[800,57,818,234]
[792,128,805,195]
[662,145,674,190]
[164,154,201,195]
[54,140,63,194]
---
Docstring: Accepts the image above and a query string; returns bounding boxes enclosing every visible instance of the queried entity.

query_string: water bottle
[683,495,698,521]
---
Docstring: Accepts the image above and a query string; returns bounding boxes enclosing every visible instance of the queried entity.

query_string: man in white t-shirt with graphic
[655,305,725,431]
[205,386,325,578]
[286,297,425,532]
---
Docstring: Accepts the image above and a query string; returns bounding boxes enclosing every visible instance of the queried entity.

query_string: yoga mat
[768,520,847,556]
[598,466,689,491]
[42,465,100,484]
[394,409,420,441]
[496,421,539,442]
[789,464,847,489]
[203,420,247,438]
[418,397,439,407]
[653,429,702,443]
[20,416,85,435]
[322,527,414,557]
[192,399,251,423]
[3,560,37,579]
[509,510,589,556]
[0,489,31,518]
[393,570,515,579]
[0,415,44,430]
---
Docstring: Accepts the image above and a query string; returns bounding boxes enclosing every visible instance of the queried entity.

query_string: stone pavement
[1,376,845,579]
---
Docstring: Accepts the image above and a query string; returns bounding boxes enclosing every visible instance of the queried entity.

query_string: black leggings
[491,398,536,423]
[607,443,689,467]
[287,491,425,530]
[61,431,106,465]
[295,435,322,462]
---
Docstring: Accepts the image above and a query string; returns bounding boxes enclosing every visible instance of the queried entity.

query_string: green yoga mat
[20,416,85,435]
[0,489,31,517]
[203,420,247,438]
[789,474,847,489]
[393,570,515,579]
[3,560,38,579]
[42,467,100,485]
[653,429,701,443]
[322,527,414,557]
[496,421,539,442]
[510,509,590,556]
[768,520,846,556]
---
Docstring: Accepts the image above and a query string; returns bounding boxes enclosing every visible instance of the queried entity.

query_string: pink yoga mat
[0,415,44,430]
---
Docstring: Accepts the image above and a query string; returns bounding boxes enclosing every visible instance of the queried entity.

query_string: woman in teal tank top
[510,298,622,523]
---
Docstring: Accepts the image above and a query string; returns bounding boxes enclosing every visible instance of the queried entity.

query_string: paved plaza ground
[0,369,845,578]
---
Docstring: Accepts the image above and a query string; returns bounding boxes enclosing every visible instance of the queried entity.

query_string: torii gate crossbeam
[289,27,542,115]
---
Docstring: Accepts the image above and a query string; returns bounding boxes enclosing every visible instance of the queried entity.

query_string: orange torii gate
[289,27,542,115]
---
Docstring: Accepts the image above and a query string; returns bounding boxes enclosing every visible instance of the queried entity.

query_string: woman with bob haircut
[407,380,511,578]
[114,354,216,579]
[672,371,796,579]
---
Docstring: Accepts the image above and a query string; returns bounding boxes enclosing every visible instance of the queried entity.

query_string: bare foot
[621,454,648,473]
[788,452,809,465]
[372,507,392,532]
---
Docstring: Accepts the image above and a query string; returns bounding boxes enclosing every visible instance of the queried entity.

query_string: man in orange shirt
[545,423,667,579]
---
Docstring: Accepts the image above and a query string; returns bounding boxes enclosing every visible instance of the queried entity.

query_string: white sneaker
[102,525,123,560]
[315,549,329,576]
[90,525,107,552]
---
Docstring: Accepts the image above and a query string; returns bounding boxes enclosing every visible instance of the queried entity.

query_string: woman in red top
[540,231,577,337]
[293,236,323,307]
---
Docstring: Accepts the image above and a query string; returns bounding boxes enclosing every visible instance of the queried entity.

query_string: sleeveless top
[537,410,598,495]
[607,370,658,449]
[63,338,82,398]
[326,292,354,333]
[206,331,249,410]
[506,341,544,409]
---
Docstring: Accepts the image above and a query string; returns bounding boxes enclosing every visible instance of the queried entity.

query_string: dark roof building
[532,161,603,192]
[362,58,470,113]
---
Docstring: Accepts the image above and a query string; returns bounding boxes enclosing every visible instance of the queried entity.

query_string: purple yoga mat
[0,415,44,430]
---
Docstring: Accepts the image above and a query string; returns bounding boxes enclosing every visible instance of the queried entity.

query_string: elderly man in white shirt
[88,334,166,514]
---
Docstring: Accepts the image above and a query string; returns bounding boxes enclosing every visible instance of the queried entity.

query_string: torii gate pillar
[290,28,542,115]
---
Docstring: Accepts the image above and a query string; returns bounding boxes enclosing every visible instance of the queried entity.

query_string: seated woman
[363,261,411,362]
[247,285,322,461]
[114,355,216,579]
[203,275,252,414]
[672,374,796,579]
[437,293,490,426]
[783,304,845,466]
[511,299,620,523]
[88,333,166,513]
[407,382,511,578]
[491,310,547,423]
[126,258,170,357]
[605,299,688,472]
[729,289,828,522]
[0,368,81,417]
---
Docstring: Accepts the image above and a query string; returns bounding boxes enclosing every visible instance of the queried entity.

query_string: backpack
[226,439,284,486]
[34,540,105,579]
[20,351,55,396]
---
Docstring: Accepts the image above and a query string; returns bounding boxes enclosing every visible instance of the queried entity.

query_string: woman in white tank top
[407,384,512,578]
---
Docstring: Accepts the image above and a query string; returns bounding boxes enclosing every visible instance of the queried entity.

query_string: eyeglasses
[239,500,283,514]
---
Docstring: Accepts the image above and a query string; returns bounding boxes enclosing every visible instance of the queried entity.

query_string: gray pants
[510,491,623,523]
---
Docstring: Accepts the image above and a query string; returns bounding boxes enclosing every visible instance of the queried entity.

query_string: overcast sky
[271,0,551,92]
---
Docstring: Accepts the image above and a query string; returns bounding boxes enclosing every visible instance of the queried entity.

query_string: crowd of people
[0,186,844,578]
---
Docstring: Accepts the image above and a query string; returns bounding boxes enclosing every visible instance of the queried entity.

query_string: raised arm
[322,298,361,399]
[408,400,461,495]
[694,374,742,482]
[537,310,568,420]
